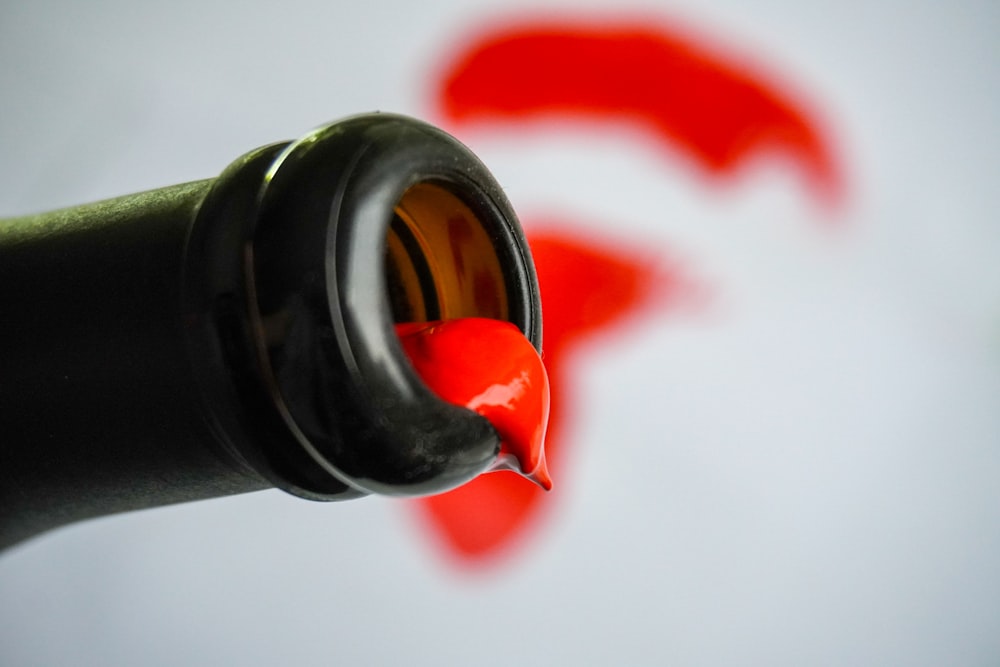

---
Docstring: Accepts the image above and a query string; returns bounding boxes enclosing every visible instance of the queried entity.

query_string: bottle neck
[0,179,270,551]
[0,113,541,550]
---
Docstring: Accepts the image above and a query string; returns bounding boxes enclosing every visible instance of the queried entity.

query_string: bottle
[0,113,542,550]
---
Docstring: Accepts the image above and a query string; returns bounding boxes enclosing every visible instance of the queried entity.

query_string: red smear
[414,16,846,564]
[415,230,672,560]
[396,318,551,490]
[438,21,841,206]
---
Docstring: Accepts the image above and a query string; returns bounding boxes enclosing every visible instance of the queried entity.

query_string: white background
[1,1,998,665]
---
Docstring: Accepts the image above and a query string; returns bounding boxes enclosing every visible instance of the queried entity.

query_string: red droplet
[396,318,552,490]
[413,230,675,561]
[438,21,842,206]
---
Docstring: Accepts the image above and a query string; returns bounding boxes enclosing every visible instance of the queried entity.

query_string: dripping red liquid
[396,318,552,490]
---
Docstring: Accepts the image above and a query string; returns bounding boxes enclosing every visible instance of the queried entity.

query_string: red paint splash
[415,230,674,560]
[438,21,841,206]
[396,318,551,490]
[416,17,845,564]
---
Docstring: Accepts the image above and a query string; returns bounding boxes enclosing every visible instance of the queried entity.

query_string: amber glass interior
[384,183,508,324]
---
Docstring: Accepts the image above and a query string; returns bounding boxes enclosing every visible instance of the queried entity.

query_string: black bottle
[0,113,541,550]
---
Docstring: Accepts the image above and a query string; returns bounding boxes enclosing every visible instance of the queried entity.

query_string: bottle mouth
[224,113,540,499]
[385,182,509,324]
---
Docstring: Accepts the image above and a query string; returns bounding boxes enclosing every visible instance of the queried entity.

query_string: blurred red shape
[439,20,842,206]
[417,17,843,565]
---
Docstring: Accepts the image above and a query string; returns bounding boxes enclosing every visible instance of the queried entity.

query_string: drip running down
[396,318,551,490]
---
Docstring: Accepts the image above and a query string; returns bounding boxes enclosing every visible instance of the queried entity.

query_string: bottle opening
[218,114,539,499]
[384,182,509,324]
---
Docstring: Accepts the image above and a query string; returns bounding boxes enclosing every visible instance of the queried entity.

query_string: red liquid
[396,318,552,490]
[439,21,841,206]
